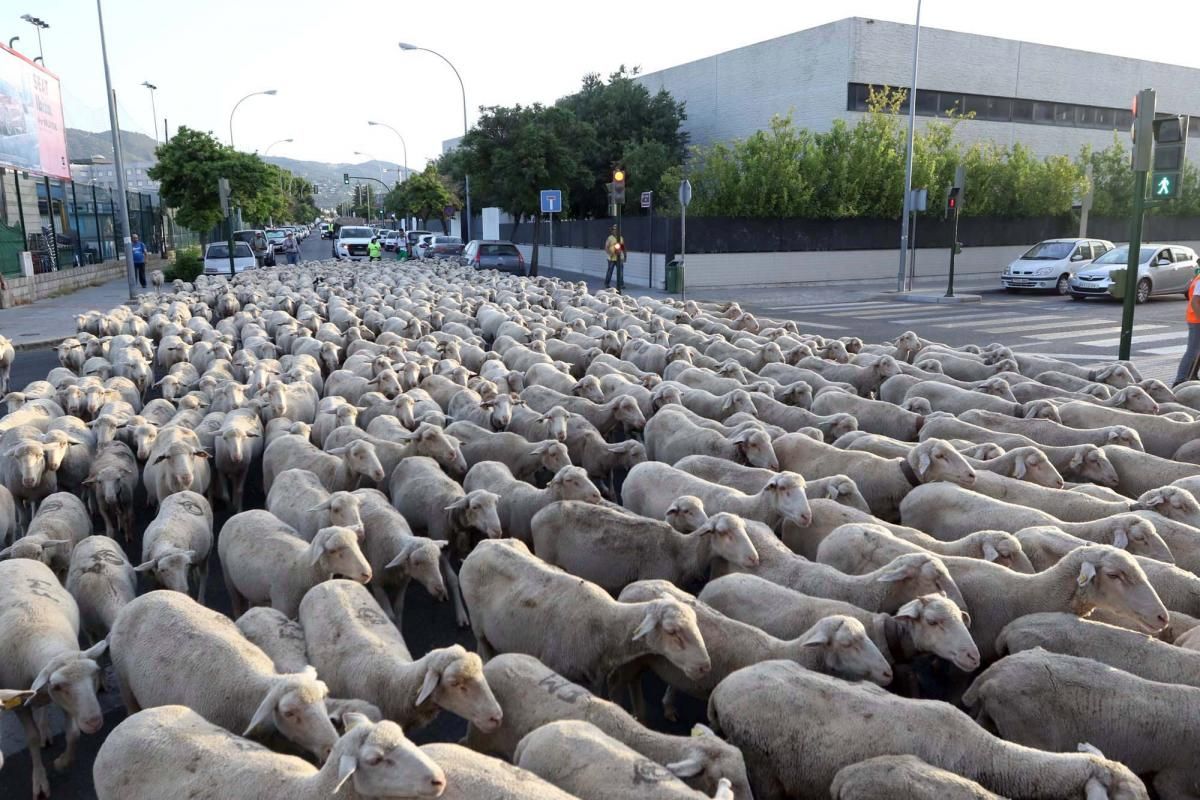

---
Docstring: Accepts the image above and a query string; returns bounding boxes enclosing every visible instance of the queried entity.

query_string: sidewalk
[0,277,136,350]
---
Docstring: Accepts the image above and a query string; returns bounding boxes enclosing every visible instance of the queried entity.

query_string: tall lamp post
[94,0,135,299]
[398,42,470,241]
[20,14,48,62]
[265,138,294,202]
[228,89,277,148]
[141,81,159,143]
[367,121,409,183]
[895,0,923,292]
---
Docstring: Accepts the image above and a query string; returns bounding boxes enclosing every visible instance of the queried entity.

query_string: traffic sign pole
[1120,88,1156,362]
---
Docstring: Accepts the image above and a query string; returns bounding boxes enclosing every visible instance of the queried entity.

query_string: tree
[384,166,459,232]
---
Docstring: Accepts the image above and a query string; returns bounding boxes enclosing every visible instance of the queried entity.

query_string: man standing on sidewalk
[604,224,626,291]
[1174,269,1200,387]
[130,233,148,289]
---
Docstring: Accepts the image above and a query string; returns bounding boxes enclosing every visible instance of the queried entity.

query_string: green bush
[165,247,203,282]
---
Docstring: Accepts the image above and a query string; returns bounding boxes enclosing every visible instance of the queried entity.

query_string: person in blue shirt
[130,233,148,288]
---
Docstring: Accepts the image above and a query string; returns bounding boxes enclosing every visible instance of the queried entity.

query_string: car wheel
[1070,294,1086,301]
[1136,278,1151,304]
[1055,274,1071,295]
[1004,287,1018,293]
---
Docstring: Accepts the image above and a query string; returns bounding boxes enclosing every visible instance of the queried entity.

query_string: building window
[1032,102,1055,124]
[915,89,938,115]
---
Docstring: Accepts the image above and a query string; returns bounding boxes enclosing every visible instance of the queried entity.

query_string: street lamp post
[895,0,923,293]
[94,0,135,299]
[353,151,392,188]
[228,90,277,149]
[141,81,159,143]
[398,43,470,241]
[20,14,48,62]
[367,121,409,183]
[7,36,18,50]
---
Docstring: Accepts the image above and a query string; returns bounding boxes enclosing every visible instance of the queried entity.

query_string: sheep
[66,535,136,646]
[565,428,646,496]
[93,706,445,800]
[267,469,364,542]
[235,606,312,673]
[507,403,571,443]
[459,539,710,695]
[707,659,1149,800]
[263,379,319,424]
[792,355,902,396]
[748,392,859,440]
[444,421,572,483]
[531,502,759,594]
[323,367,402,405]
[1,492,91,579]
[622,462,812,530]
[816,522,1035,575]
[810,391,924,441]
[963,469,1129,522]
[1103,443,1200,497]
[462,653,751,798]
[420,742,583,799]
[0,427,60,533]
[447,387,517,432]
[390,454,503,558]
[218,511,372,618]
[143,425,211,507]
[698,574,979,671]
[830,755,1006,800]
[299,579,502,733]
[0,559,108,797]
[996,612,1200,689]
[83,440,138,541]
[135,490,214,603]
[351,419,469,477]
[0,484,14,547]
[953,408,1144,451]
[841,437,1064,488]
[351,488,451,625]
[521,385,647,437]
[674,386,758,422]
[463,462,602,545]
[964,649,1193,799]
[672,454,870,513]
[214,407,263,512]
[644,407,778,470]
[774,434,976,522]
[1053,399,1198,458]
[614,580,891,719]
[515,720,736,800]
[261,433,385,494]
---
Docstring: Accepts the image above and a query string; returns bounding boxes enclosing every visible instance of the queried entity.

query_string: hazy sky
[14,0,1200,170]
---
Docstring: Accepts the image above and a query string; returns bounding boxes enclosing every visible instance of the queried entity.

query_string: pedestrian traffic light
[612,168,626,203]
[343,173,350,185]
[946,186,960,219]
[1151,115,1188,200]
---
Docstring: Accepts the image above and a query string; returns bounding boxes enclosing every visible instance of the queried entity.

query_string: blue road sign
[540,189,562,214]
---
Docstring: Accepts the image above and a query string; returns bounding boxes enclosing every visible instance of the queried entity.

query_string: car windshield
[206,243,254,259]
[266,230,285,239]
[232,231,256,243]
[340,227,373,238]
[1093,246,1158,265]
[481,244,519,256]
[438,237,462,245]
[1021,241,1074,260]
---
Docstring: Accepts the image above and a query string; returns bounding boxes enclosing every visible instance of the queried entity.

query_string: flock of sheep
[2,256,1200,799]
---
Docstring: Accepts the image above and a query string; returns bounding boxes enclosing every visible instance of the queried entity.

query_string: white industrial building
[635,17,1200,162]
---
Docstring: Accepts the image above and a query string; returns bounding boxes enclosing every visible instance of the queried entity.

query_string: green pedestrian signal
[1153,173,1179,198]
[343,173,350,185]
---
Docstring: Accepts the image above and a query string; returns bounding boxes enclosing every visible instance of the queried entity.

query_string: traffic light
[343,173,350,185]
[1152,115,1188,200]
[612,168,626,203]
[946,186,960,219]
[1131,89,1156,171]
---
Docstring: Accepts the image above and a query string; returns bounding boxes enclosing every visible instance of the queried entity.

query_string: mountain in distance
[66,127,159,163]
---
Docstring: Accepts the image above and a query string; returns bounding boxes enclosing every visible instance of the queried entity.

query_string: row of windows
[847,83,1200,137]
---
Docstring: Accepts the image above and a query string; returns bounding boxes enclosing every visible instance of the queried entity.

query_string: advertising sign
[0,43,69,179]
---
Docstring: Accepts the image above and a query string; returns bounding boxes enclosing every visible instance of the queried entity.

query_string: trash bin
[665,259,683,293]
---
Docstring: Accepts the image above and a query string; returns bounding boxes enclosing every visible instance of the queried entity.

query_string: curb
[875,291,983,305]
[13,336,68,353]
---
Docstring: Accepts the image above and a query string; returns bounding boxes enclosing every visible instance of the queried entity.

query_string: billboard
[0,43,68,180]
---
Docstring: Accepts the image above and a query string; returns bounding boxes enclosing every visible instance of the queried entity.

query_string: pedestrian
[130,233,148,288]
[1174,267,1200,387]
[604,224,626,291]
[368,237,383,262]
[283,232,300,266]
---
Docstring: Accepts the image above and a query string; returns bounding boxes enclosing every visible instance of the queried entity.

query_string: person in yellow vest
[1173,269,1200,386]
[604,224,626,291]
[368,237,383,262]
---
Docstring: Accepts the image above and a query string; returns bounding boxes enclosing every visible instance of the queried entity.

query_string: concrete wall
[515,245,668,287]
[0,261,127,308]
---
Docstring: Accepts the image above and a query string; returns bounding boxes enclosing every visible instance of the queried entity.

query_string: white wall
[515,244,667,287]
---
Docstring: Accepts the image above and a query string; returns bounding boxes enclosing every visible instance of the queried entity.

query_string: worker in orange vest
[1173,269,1200,386]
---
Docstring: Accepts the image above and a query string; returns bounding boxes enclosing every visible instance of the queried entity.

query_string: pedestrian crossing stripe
[764,301,892,312]
[1142,344,1190,355]
[787,321,847,331]
[1085,331,1189,347]
[930,315,1053,329]
[1024,324,1166,341]
[979,319,1101,334]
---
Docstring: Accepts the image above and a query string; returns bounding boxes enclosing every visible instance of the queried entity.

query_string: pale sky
[15,0,1200,170]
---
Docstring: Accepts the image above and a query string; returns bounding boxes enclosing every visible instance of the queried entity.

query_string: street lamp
[367,121,409,184]
[353,151,391,187]
[94,0,135,299]
[7,36,18,50]
[895,0,923,292]
[398,42,471,240]
[20,14,47,62]
[265,138,294,155]
[141,81,159,144]
[228,89,277,149]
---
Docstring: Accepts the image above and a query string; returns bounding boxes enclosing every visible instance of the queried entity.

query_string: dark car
[461,240,525,275]
[425,235,464,259]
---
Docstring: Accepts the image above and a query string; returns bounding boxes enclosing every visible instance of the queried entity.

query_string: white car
[333,225,375,261]
[1001,238,1114,295]
[203,241,257,275]
[414,234,436,259]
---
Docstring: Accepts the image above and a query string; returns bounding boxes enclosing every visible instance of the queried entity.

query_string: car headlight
[1035,266,1054,276]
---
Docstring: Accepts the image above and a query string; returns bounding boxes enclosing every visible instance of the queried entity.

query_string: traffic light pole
[944,203,959,298]
[1118,169,1148,361]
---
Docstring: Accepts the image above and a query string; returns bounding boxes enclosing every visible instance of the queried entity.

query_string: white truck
[332,225,375,261]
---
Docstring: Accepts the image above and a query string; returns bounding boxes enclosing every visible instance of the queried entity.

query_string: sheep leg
[390,585,408,624]
[97,500,116,539]
[16,706,50,800]
[224,569,246,619]
[440,554,470,628]
[475,633,496,662]
[53,718,79,771]
[370,581,399,623]
[34,705,52,746]
[607,663,647,719]
[114,670,141,716]
[195,558,210,606]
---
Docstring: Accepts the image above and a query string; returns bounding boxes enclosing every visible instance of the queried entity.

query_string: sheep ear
[325,446,349,456]
[28,663,55,697]
[1078,742,1106,758]
[134,559,157,573]
[81,640,108,661]
[1112,529,1129,549]
[826,483,841,500]
[415,667,440,706]
[384,548,410,570]
[333,754,358,794]
[982,543,1001,562]
[876,560,916,583]
[797,625,833,648]
[1012,458,1027,480]
[243,690,277,737]
[309,499,332,513]
[1077,561,1097,587]
[691,723,717,738]
[632,607,660,641]
[916,450,932,478]
[665,757,705,778]
[1084,778,1110,800]
[894,599,923,620]
[1069,451,1085,470]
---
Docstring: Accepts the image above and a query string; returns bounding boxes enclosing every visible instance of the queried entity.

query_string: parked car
[460,240,525,275]
[383,231,404,252]
[1068,243,1199,303]
[203,241,257,275]
[406,230,432,255]
[413,234,437,259]
[265,228,288,253]
[1001,238,1114,295]
[333,225,375,261]
[233,229,274,266]
[424,235,464,259]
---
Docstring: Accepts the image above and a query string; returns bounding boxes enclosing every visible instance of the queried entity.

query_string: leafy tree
[384,165,459,232]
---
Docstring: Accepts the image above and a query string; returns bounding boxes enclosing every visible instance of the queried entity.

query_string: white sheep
[261,433,385,494]
[444,421,572,483]
[0,492,92,579]
[644,407,779,470]
[815,523,1035,576]
[267,468,364,541]
[83,440,137,541]
[623,462,811,530]
[218,511,372,617]
[419,742,580,800]
[142,425,211,507]
[66,535,136,646]
[135,490,213,602]
[462,461,602,545]
[214,407,263,512]
[390,455,503,558]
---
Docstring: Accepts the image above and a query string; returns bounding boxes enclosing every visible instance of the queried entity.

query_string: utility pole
[95,0,136,299]
[1119,89,1156,361]
[896,0,923,292]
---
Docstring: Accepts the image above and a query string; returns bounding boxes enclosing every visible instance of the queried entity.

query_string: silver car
[1068,243,1199,303]
[1001,238,1113,295]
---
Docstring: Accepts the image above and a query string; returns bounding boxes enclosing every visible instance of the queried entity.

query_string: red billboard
[0,43,68,180]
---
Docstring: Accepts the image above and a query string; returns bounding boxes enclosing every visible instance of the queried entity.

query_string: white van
[1001,238,1114,295]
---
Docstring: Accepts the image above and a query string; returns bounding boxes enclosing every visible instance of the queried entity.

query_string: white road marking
[1141,344,1190,355]
[979,319,1103,334]
[1085,331,1189,347]
[930,315,1052,328]
[765,301,891,312]
[1026,324,1166,341]
[787,321,847,330]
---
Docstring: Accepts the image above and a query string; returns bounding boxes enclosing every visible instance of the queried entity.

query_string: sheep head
[310,491,364,535]
[630,599,710,681]
[446,490,503,539]
[797,615,892,686]
[1132,486,1200,526]
[245,668,338,763]
[874,553,967,613]
[414,645,502,733]
[384,538,449,602]
[893,595,979,671]
[134,548,196,594]
[1010,447,1065,489]
[665,495,707,533]
[549,466,602,505]
[908,439,976,488]
[27,642,107,736]
[730,428,778,470]
[762,472,811,527]
[1067,545,1168,634]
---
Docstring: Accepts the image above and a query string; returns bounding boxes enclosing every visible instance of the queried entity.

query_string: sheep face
[661,726,751,800]
[0,537,68,566]
[665,496,707,533]
[311,492,364,534]
[722,390,756,419]
[386,539,448,601]
[698,513,759,568]
[39,432,74,472]
[10,442,48,488]
[310,527,373,584]
[651,385,683,411]
[765,473,811,527]
[975,532,1035,573]
[1132,486,1200,526]
[632,599,711,681]
[894,595,979,671]
[571,377,605,404]
[533,442,571,474]
[418,647,502,733]
[613,396,646,432]
[129,423,158,461]
[247,672,339,762]
[413,427,468,477]
[1011,449,1065,489]
[480,394,514,431]
[339,441,387,485]
[900,397,932,415]
[775,381,813,409]
[155,443,207,494]
[1074,547,1168,634]
[135,549,195,594]
[910,440,975,488]
[875,554,967,613]
[823,413,858,443]
[453,491,503,539]
[30,644,107,736]
[732,429,778,471]
[85,466,133,507]
[977,378,1015,401]
[220,427,260,467]
[1094,364,1135,389]
[336,716,446,798]
[1138,379,1175,403]
[1068,446,1119,488]
[616,440,647,470]
[799,615,892,686]
[549,467,603,505]
[1115,386,1159,415]
[1022,400,1061,422]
